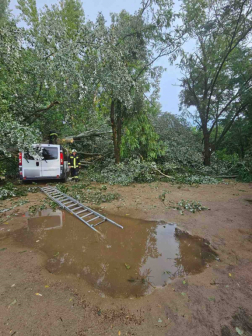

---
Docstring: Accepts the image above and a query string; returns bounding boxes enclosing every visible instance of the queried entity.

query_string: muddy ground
[0,180,252,336]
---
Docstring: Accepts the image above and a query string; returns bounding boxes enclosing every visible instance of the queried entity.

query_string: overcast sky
[9,0,186,115]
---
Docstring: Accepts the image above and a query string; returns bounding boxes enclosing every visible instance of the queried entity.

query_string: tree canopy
[0,0,252,181]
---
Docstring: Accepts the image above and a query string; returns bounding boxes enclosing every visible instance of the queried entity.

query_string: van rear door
[22,149,41,179]
[41,146,60,177]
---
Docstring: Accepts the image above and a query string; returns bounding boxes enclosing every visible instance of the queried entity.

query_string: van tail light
[19,152,22,166]
[60,152,63,165]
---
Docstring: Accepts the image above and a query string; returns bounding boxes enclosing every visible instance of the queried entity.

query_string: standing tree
[92,0,184,163]
[179,0,252,165]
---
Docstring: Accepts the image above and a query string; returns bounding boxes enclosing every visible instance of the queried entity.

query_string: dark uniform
[49,131,58,144]
[68,153,81,181]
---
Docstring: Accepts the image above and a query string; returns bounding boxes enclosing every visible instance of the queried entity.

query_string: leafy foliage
[87,159,157,185]
[0,182,26,200]
[173,199,208,215]
[0,0,252,185]
[172,174,221,185]
[236,149,252,182]
[0,182,38,200]
[154,113,203,172]
[179,0,252,165]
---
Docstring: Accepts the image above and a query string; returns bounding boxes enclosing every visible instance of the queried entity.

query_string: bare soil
[0,181,252,336]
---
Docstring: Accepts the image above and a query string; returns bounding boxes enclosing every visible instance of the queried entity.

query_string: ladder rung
[81,212,93,218]
[76,209,87,215]
[93,219,106,227]
[72,206,82,211]
[87,216,100,223]
[64,200,73,204]
[68,204,77,208]
[63,203,71,207]
[60,198,70,201]
[64,202,74,206]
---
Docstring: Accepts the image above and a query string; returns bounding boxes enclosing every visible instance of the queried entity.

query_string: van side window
[42,147,58,160]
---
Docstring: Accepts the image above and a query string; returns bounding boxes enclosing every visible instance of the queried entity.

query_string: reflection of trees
[174,228,217,275]
[141,226,161,265]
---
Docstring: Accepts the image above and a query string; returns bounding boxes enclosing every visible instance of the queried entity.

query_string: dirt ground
[0,180,252,336]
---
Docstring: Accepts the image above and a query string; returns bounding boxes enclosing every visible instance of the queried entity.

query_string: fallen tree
[62,129,112,143]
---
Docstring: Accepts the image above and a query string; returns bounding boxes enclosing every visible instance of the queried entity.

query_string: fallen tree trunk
[214,175,238,179]
[78,152,103,156]
[62,129,112,142]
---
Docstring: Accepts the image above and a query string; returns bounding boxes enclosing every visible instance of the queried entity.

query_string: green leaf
[235,327,244,335]
[124,263,131,270]
[8,299,17,308]
[208,297,215,302]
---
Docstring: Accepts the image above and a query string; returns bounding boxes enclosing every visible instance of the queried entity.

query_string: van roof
[32,144,60,147]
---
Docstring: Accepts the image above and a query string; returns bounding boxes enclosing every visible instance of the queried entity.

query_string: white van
[19,144,69,182]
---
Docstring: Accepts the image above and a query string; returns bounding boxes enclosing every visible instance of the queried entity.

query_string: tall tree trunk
[110,100,121,164]
[116,100,122,157]
[203,128,211,166]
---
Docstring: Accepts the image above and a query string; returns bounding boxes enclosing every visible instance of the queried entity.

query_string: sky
[9,0,187,115]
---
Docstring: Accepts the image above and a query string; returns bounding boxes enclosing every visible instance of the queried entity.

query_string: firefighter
[49,130,58,144]
[68,149,81,181]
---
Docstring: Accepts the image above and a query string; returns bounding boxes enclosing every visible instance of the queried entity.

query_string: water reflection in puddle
[12,209,217,298]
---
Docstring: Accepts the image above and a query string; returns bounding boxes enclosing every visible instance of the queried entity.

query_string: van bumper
[20,175,64,181]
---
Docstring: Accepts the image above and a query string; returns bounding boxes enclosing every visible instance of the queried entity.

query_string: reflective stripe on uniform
[69,155,79,168]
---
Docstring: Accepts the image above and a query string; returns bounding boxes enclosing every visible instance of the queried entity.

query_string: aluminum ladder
[40,186,123,233]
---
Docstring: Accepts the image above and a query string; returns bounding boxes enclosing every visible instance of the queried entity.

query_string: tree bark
[203,127,211,166]
[116,100,122,159]
[110,100,121,164]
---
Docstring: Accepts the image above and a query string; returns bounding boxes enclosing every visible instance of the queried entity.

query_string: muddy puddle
[11,209,217,298]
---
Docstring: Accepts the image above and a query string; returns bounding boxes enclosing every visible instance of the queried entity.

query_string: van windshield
[42,147,58,160]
